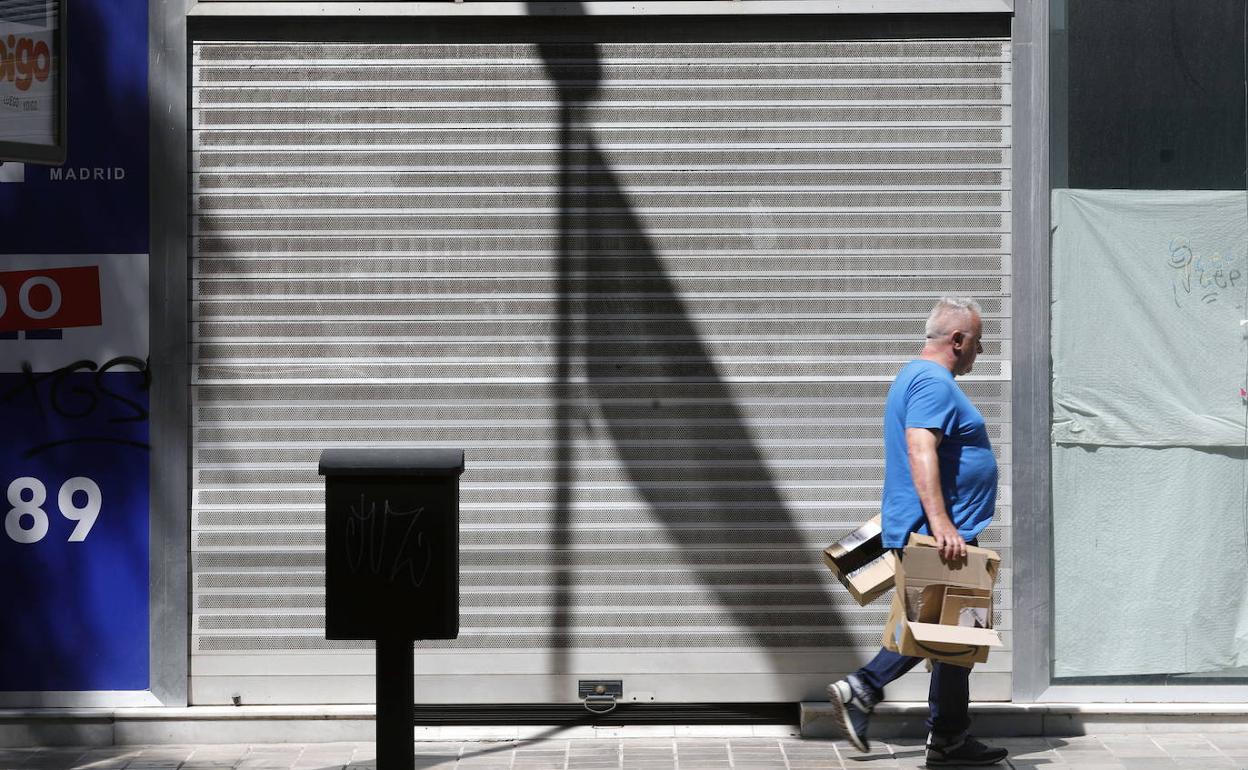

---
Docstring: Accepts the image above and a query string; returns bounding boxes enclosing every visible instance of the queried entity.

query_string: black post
[319,449,463,770]
[376,637,414,770]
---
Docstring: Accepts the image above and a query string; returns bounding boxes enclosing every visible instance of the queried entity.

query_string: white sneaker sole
[825,682,869,753]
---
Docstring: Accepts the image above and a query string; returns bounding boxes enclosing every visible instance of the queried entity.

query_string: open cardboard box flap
[906,621,1002,648]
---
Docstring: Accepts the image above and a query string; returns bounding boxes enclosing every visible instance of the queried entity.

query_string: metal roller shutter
[190,36,1012,705]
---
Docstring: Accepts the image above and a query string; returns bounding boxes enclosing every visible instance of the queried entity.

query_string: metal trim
[1037,686,1248,704]
[0,691,163,708]
[149,0,194,708]
[1009,0,1051,704]
[188,1,1016,18]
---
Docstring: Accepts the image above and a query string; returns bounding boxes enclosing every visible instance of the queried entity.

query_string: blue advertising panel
[0,0,149,692]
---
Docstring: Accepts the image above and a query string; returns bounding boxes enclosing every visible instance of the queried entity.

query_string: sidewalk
[2,732,1248,770]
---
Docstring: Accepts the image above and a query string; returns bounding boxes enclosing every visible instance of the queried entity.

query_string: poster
[0,0,60,156]
[0,0,148,691]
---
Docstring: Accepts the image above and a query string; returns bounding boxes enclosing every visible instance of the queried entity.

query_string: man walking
[827,297,1008,766]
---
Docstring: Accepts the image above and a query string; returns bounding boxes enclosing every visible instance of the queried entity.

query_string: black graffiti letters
[2,356,151,457]
[5,356,150,423]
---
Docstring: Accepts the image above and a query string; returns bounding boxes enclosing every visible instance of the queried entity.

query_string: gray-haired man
[828,298,1007,767]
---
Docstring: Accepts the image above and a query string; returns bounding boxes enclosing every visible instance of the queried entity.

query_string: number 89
[5,477,102,543]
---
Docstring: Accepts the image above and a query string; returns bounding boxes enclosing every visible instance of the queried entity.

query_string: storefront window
[1050,0,1248,681]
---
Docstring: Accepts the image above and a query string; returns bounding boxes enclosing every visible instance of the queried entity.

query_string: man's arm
[905,427,967,560]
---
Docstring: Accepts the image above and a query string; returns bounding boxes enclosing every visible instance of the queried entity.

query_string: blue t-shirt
[881,359,997,548]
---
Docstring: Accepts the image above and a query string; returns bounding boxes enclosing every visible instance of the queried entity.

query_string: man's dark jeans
[852,538,978,738]
[853,649,970,738]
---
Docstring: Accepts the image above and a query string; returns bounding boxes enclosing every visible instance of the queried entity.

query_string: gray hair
[925,296,982,339]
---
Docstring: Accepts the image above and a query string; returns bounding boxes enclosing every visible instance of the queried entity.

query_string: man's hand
[929,518,967,562]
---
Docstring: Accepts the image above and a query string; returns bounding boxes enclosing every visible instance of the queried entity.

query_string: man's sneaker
[825,677,872,753]
[924,733,1008,766]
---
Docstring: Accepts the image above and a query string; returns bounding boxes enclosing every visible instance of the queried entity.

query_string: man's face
[950,312,983,376]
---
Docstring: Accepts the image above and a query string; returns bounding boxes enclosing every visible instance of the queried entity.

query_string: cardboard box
[881,533,1002,668]
[823,516,895,606]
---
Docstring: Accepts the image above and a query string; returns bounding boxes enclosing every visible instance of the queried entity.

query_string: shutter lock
[578,679,622,715]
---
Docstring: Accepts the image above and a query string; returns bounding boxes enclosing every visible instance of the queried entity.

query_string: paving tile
[26,755,89,768]
[1160,747,1224,758]
[237,760,296,770]
[1208,740,1248,753]
[458,748,514,760]
[192,747,250,756]
[1050,751,1122,764]
[1098,742,1170,759]
[1048,737,1107,749]
[781,746,837,755]
[1172,759,1239,769]
[999,747,1060,761]
[609,728,675,739]
[0,750,35,762]
[68,760,135,770]
[673,727,755,739]
[68,750,144,770]
[619,754,671,758]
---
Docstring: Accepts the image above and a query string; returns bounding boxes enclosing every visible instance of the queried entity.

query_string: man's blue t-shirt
[881,359,997,548]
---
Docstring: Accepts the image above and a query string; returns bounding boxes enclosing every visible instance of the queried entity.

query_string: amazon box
[881,533,1002,668]
[823,515,895,606]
